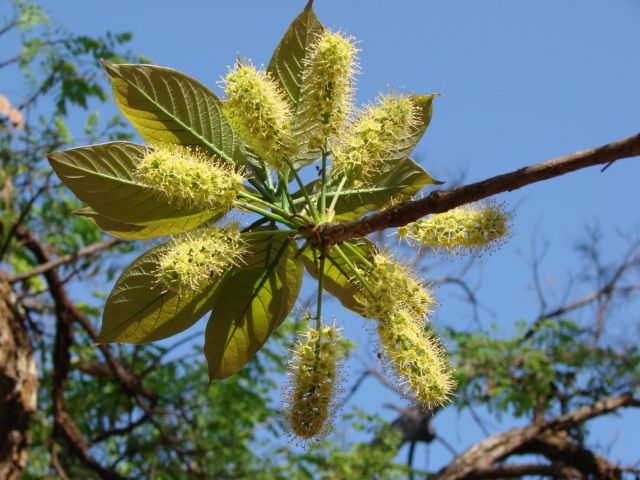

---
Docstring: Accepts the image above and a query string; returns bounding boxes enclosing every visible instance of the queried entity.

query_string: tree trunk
[0,280,38,479]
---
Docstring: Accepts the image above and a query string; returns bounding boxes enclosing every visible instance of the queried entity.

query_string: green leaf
[103,61,246,166]
[267,0,324,108]
[301,239,377,314]
[75,207,221,240]
[48,141,219,225]
[205,234,303,380]
[331,157,439,221]
[99,243,224,344]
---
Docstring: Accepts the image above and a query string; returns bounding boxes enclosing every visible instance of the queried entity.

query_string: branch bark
[430,393,639,480]
[315,133,640,246]
[8,237,123,283]
[0,279,38,480]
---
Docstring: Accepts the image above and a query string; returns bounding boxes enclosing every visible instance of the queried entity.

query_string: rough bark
[430,394,638,480]
[0,279,38,479]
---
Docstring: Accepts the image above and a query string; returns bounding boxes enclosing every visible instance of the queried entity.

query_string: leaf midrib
[111,65,233,163]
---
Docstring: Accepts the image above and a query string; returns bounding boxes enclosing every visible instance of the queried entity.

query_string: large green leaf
[301,238,377,314]
[267,0,324,108]
[205,234,303,380]
[99,243,224,344]
[48,141,218,225]
[103,62,245,165]
[75,207,221,240]
[329,157,439,221]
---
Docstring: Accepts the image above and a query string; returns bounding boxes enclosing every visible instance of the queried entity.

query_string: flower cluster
[398,201,511,255]
[156,226,246,292]
[297,30,358,150]
[222,64,293,168]
[333,94,418,182]
[377,311,456,408]
[355,252,435,321]
[136,144,245,212]
[353,252,456,408]
[285,324,345,440]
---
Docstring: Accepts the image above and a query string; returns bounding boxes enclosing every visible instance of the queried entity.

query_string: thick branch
[431,393,639,480]
[465,463,572,479]
[315,133,640,245]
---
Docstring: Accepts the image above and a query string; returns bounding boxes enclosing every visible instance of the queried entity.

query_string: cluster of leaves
[47,0,469,435]
[450,318,640,419]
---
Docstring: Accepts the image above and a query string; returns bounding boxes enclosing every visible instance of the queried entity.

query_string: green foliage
[103,62,246,165]
[450,318,640,418]
[49,1,443,398]
[205,234,303,379]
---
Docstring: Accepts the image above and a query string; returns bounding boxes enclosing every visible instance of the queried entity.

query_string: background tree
[1,1,639,479]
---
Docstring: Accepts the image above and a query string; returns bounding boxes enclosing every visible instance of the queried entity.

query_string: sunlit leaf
[48,141,219,225]
[267,0,324,108]
[103,61,246,166]
[205,233,303,380]
[324,157,439,221]
[75,207,221,240]
[99,243,225,344]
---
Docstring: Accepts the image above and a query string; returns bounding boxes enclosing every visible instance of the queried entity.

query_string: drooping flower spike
[285,323,345,441]
[377,310,456,408]
[355,252,435,321]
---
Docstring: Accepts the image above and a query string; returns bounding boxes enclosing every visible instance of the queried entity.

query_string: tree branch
[314,133,640,246]
[430,393,639,480]
[8,238,123,283]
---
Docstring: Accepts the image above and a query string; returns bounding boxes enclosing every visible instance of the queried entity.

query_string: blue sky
[5,0,640,472]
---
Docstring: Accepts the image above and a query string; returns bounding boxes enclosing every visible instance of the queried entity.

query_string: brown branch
[431,393,639,480]
[465,463,572,479]
[516,435,626,479]
[13,226,125,480]
[8,238,124,283]
[14,226,155,401]
[315,133,640,246]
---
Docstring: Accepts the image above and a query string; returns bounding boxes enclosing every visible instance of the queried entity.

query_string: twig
[8,238,123,283]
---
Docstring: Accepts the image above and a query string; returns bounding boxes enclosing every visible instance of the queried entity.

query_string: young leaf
[267,0,324,108]
[301,238,377,314]
[48,141,219,225]
[103,62,246,166]
[205,234,303,380]
[75,208,222,240]
[315,157,438,221]
[99,243,224,344]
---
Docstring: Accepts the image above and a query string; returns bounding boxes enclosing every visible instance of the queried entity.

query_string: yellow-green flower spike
[377,311,456,408]
[333,94,419,182]
[355,252,435,321]
[297,30,358,150]
[222,64,293,169]
[136,144,245,212]
[398,201,512,255]
[156,225,246,292]
[285,324,344,441]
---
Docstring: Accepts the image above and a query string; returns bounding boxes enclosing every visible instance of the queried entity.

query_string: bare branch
[8,238,124,283]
